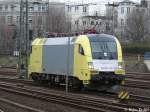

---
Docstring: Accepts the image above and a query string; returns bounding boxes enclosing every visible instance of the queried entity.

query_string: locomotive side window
[79,44,85,55]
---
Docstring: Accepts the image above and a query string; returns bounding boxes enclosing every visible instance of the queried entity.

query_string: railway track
[0,68,149,109]
[0,68,17,76]
[0,98,45,112]
[126,74,150,81]
[125,72,150,89]
[0,68,150,90]
[0,81,133,112]
[126,72,150,75]
[0,68,150,80]
[125,78,150,89]
[0,68,150,79]
[130,94,150,105]
[126,72,150,82]
[0,78,149,110]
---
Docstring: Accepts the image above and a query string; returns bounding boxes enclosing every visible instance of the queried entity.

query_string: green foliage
[0,55,17,68]
[122,42,150,54]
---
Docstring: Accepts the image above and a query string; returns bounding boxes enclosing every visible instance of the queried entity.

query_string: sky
[0,0,141,3]
[56,0,141,4]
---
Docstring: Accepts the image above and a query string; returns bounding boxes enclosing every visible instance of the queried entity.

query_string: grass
[0,55,17,68]
[124,55,149,72]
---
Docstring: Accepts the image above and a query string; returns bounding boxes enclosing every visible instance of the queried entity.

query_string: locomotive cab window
[88,36,118,60]
[78,44,85,55]
[90,41,117,59]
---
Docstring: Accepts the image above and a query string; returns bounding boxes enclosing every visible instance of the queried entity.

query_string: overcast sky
[57,0,141,4]
[0,0,141,3]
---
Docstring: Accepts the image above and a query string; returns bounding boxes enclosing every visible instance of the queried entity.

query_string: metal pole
[113,6,115,35]
[25,0,29,78]
[18,0,23,77]
[66,37,70,93]
[46,0,49,32]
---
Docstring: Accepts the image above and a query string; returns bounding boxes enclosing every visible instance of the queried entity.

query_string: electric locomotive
[28,34,125,92]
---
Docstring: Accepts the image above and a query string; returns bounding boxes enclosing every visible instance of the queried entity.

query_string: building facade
[105,2,119,34]
[0,0,66,54]
[0,0,49,54]
[0,0,49,30]
[105,0,148,41]
[65,3,111,33]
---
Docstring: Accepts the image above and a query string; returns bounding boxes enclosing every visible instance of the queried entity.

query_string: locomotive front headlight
[88,62,94,69]
[118,65,123,69]
[118,62,124,69]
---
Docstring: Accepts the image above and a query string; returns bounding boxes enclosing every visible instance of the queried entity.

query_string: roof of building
[0,0,49,4]
[105,2,119,6]
[81,16,112,20]
[0,0,64,6]
[120,0,135,4]
[65,3,97,7]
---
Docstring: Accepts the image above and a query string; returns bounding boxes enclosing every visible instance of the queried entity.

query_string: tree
[47,3,71,34]
[0,16,15,54]
[125,9,150,42]
[31,3,71,37]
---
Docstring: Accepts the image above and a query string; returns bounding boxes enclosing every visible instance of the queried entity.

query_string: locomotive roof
[87,34,116,42]
[32,34,117,46]
[32,37,76,45]
[44,37,76,45]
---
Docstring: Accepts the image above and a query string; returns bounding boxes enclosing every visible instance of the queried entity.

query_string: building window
[68,6,71,12]
[29,16,32,23]
[0,5,2,11]
[10,5,15,11]
[83,21,86,25]
[42,6,45,11]
[126,3,131,5]
[121,19,124,26]
[121,7,124,14]
[7,16,12,24]
[99,22,102,25]
[136,8,139,12]
[83,6,86,12]
[75,6,78,12]
[38,5,41,11]
[75,20,79,25]
[142,9,145,13]
[127,7,130,13]
[120,3,125,5]
[121,31,124,39]
[29,7,34,12]
[38,16,42,24]
[17,16,20,23]
[96,21,99,25]
[95,11,98,16]
[67,6,69,12]
[91,21,94,25]
[106,23,110,31]
[5,5,8,11]
[126,19,129,25]
[2,16,6,24]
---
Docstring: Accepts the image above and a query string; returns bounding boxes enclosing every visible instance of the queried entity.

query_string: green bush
[122,42,150,54]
